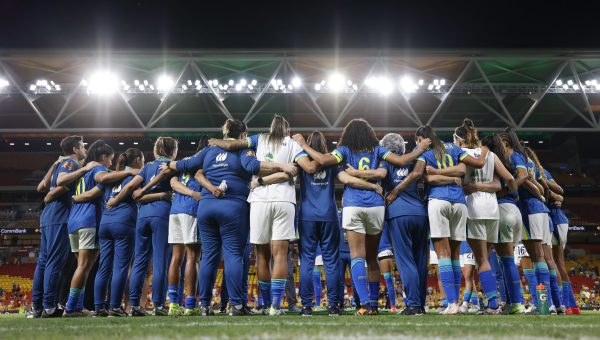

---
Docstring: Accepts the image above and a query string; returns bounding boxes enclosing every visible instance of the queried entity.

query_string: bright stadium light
[314,83,322,91]
[573,84,580,90]
[0,78,9,88]
[562,84,569,90]
[212,79,218,86]
[292,77,302,88]
[29,84,37,91]
[134,80,140,86]
[400,76,416,93]
[592,79,598,85]
[85,71,119,95]
[418,79,424,86]
[428,84,434,90]
[157,75,174,91]
[251,79,257,86]
[567,80,574,86]
[367,76,394,95]
[228,79,234,86]
[328,74,345,92]
[187,80,193,86]
[240,79,247,87]
[235,84,243,91]
[555,79,563,86]
[433,79,439,86]
[440,79,446,86]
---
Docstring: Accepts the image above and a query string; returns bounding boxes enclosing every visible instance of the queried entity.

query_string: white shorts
[69,227,99,252]
[467,219,499,244]
[429,250,439,265]
[250,202,296,244]
[514,243,529,266]
[498,203,523,244]
[342,206,385,235]
[169,213,199,244]
[315,255,324,266]
[378,249,394,260]
[428,199,467,241]
[557,223,568,247]
[460,252,477,267]
[525,213,549,242]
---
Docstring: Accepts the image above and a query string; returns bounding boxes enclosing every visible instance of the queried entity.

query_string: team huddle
[30,114,580,318]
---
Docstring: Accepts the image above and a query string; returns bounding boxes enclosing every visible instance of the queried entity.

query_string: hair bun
[463,118,474,128]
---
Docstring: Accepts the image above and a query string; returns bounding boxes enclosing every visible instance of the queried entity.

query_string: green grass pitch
[2,311,600,339]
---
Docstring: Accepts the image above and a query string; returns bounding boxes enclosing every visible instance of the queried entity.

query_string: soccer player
[413,125,488,315]
[458,241,479,313]
[209,115,301,315]
[92,148,144,317]
[164,119,296,316]
[109,137,178,316]
[499,129,547,314]
[166,137,208,317]
[292,118,431,315]
[379,133,429,316]
[64,140,133,317]
[32,136,92,318]
[377,224,397,313]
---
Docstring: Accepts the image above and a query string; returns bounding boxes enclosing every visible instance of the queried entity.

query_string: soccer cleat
[442,303,461,315]
[63,310,87,318]
[268,307,285,316]
[367,307,379,315]
[549,305,557,315]
[183,307,200,316]
[557,306,566,315]
[241,306,254,316]
[219,305,228,314]
[459,303,469,314]
[92,309,109,317]
[201,306,215,316]
[230,305,252,316]
[153,306,168,316]
[130,307,147,317]
[390,306,397,313]
[508,304,525,315]
[300,306,313,316]
[399,306,424,316]
[571,307,581,315]
[524,306,539,315]
[354,307,369,316]
[313,306,324,312]
[467,306,480,314]
[566,307,574,315]
[288,304,302,313]
[108,308,127,317]
[41,308,63,318]
[31,309,43,319]
[328,306,342,316]
[477,308,500,315]
[168,303,182,317]
[254,306,269,315]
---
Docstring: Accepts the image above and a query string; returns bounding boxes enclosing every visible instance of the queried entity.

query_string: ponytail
[524,146,547,182]
[84,140,114,165]
[116,148,144,171]
[500,128,528,159]
[268,114,290,147]
[454,118,480,149]
[154,137,178,159]
[416,125,445,163]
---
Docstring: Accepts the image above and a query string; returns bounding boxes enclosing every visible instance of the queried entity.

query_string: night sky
[1,0,600,49]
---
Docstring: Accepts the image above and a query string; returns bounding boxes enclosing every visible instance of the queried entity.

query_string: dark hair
[84,140,114,165]
[60,135,83,155]
[524,145,547,182]
[116,148,144,171]
[268,114,290,147]
[196,135,210,153]
[481,134,513,173]
[500,128,528,159]
[222,119,247,139]
[338,119,379,152]
[454,118,480,149]
[415,125,445,163]
[154,137,178,158]
[307,131,328,154]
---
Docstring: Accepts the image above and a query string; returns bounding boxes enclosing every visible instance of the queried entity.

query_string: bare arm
[337,171,383,196]
[493,156,518,193]
[43,186,69,204]
[257,162,298,177]
[170,177,201,200]
[37,161,59,193]
[106,175,143,208]
[295,156,320,175]
[208,138,248,151]
[522,179,545,202]
[384,139,431,167]
[137,192,172,204]
[425,163,467,177]
[384,161,425,206]
[292,134,338,167]
[547,179,564,195]
[251,172,292,190]
[56,161,99,187]
[344,164,387,180]
[194,169,224,198]
[460,146,489,169]
[95,168,140,184]
[425,174,462,186]
[72,186,103,203]
[463,175,502,195]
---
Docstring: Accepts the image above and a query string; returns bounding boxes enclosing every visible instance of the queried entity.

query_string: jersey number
[358,157,371,170]
[75,177,85,196]
[436,154,455,169]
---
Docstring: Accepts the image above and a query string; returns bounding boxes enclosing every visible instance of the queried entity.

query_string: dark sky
[1,0,600,49]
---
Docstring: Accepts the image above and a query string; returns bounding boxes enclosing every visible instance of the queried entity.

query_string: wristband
[258,177,264,186]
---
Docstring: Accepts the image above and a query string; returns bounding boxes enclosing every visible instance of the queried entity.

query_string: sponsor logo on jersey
[396,168,409,177]
[313,170,326,180]
[216,153,228,162]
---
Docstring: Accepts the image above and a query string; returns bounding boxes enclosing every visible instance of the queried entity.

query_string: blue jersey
[40,158,79,226]
[460,241,472,254]
[170,172,201,216]
[295,151,339,222]
[417,143,468,204]
[100,175,138,226]
[498,151,527,205]
[543,169,569,225]
[67,165,108,233]
[381,161,427,219]
[137,157,173,219]
[518,158,549,215]
[331,145,390,208]
[176,146,261,202]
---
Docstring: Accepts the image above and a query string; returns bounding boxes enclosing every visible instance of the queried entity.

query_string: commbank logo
[313,170,326,180]
[396,168,409,177]
[216,153,228,162]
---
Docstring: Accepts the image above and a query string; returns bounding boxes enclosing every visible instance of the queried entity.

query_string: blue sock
[500,256,522,305]
[368,281,380,308]
[383,272,396,307]
[185,296,197,309]
[438,258,457,304]
[471,293,479,306]
[451,260,462,304]
[442,298,448,308]
[168,285,179,305]
[258,295,264,307]
[258,280,272,308]
[490,251,507,304]
[66,288,83,312]
[351,258,370,306]
[313,269,322,307]
[520,287,525,304]
[567,282,577,307]
[463,289,472,304]
[562,282,570,307]
[534,262,552,307]
[549,270,561,308]
[271,279,287,309]
[77,288,85,311]
[479,270,499,309]
[523,268,538,306]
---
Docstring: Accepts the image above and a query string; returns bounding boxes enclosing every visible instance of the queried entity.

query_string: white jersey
[247,134,303,204]
[463,148,499,220]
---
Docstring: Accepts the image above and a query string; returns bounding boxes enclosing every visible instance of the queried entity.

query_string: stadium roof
[1,49,600,134]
